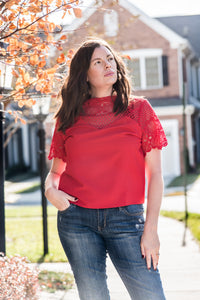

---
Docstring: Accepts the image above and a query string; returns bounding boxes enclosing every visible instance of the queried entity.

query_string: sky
[49,0,200,25]
[131,0,200,17]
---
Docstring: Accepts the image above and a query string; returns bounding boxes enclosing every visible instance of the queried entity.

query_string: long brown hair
[56,38,131,132]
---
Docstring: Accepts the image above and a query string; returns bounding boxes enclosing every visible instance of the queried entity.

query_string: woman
[45,38,167,300]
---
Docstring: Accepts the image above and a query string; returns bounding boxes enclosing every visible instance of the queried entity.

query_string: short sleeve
[139,99,168,154]
[125,98,168,154]
[48,120,67,162]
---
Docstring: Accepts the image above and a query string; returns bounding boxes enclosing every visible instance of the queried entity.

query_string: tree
[0,0,82,117]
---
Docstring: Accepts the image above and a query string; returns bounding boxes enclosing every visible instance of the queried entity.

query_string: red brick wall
[64,0,180,101]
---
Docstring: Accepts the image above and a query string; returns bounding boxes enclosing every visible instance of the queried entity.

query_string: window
[191,65,200,99]
[124,49,166,90]
[126,58,141,89]
[145,57,159,87]
[0,61,13,89]
[104,10,118,37]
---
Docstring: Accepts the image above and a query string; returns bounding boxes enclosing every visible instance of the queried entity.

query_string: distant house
[4,103,39,175]
[53,0,200,179]
[5,0,200,181]
[157,15,200,166]
[4,100,56,175]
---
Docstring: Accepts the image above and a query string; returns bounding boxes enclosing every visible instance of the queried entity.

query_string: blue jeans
[57,204,166,300]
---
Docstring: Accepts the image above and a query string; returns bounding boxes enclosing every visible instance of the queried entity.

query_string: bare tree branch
[3,117,38,148]
[3,124,20,148]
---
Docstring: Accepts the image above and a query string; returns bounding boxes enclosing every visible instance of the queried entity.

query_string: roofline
[119,0,188,49]
[64,0,190,51]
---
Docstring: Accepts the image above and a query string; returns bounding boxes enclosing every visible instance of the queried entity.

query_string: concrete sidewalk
[36,215,200,300]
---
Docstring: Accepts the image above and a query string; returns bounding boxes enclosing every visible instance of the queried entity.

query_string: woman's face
[87,45,117,97]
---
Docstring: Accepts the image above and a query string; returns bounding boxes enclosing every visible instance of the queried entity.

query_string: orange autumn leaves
[0,0,82,112]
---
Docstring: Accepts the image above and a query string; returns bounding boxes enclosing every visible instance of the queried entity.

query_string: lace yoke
[80,96,122,129]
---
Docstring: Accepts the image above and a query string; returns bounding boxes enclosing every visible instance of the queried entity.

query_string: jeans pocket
[119,204,144,217]
[58,203,76,215]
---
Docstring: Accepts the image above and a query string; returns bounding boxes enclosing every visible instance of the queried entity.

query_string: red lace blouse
[48,96,168,209]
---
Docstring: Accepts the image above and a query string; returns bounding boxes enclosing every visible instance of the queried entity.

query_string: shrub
[0,253,39,300]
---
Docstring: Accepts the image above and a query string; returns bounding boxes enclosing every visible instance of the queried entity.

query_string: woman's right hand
[45,187,78,211]
[45,158,78,211]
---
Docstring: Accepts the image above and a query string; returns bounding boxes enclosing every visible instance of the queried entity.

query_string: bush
[0,253,39,300]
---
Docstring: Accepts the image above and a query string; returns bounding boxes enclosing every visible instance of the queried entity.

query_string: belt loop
[97,209,101,231]
[104,209,107,228]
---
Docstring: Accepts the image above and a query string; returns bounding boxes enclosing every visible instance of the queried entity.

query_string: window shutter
[162,55,169,86]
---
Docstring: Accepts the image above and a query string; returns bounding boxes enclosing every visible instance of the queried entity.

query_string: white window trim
[123,49,163,90]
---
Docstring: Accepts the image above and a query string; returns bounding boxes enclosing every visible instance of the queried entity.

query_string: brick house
[50,0,200,179]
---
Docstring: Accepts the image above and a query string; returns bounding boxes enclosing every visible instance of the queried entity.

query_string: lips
[105,71,115,76]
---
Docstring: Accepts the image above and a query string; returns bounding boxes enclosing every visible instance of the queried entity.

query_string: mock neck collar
[82,95,116,116]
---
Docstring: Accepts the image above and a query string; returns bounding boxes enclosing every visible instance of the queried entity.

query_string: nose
[105,60,111,69]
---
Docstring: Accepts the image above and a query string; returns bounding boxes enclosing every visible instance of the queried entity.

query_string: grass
[160,211,200,246]
[38,271,74,293]
[15,183,40,194]
[6,172,39,182]
[167,164,200,188]
[6,205,57,218]
[167,173,200,187]
[5,206,67,263]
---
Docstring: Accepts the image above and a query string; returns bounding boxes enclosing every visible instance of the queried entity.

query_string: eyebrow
[91,54,113,62]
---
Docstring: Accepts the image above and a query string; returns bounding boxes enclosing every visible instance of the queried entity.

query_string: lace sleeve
[139,99,168,154]
[126,98,168,154]
[48,120,67,162]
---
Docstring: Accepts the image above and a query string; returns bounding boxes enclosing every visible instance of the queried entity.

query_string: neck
[90,87,113,98]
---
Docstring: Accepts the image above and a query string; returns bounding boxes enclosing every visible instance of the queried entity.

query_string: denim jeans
[57,204,166,300]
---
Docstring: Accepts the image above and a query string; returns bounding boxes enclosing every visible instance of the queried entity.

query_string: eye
[108,57,114,61]
[94,60,101,65]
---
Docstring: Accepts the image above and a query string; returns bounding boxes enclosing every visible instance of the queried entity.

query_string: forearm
[45,171,66,209]
[45,171,60,193]
[145,172,163,232]
[141,149,163,269]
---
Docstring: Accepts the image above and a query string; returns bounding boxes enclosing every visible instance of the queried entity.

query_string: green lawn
[167,164,200,187]
[167,174,200,187]
[5,206,67,263]
[15,183,40,194]
[160,211,200,246]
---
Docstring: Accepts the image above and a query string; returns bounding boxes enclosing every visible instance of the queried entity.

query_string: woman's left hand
[140,229,160,270]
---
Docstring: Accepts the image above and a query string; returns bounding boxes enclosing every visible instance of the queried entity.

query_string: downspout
[186,105,195,168]
[177,47,184,98]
